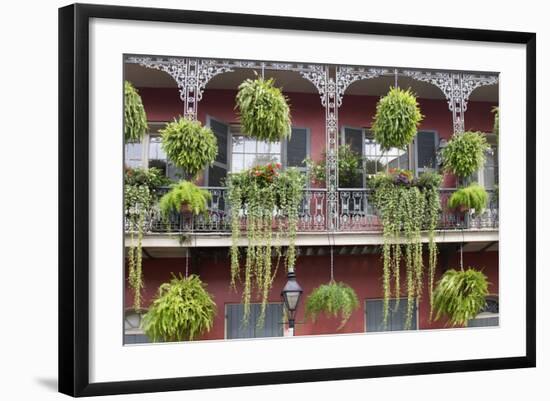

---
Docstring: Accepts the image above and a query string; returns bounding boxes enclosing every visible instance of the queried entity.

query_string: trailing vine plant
[124,167,169,311]
[124,81,148,143]
[227,162,305,325]
[370,169,442,328]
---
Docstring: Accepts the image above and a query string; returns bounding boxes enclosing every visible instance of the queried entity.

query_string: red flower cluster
[249,162,282,183]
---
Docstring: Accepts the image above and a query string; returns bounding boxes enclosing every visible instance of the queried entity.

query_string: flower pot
[180,203,193,214]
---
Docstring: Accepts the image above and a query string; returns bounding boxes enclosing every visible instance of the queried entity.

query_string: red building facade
[123,58,499,342]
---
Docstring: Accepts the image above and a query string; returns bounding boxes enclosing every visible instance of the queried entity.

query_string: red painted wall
[125,250,498,340]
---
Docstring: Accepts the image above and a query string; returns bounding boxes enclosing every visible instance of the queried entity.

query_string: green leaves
[124,81,148,143]
[442,131,489,178]
[448,183,489,214]
[227,166,305,326]
[305,144,363,187]
[158,180,212,218]
[371,170,442,328]
[371,87,424,151]
[433,268,489,326]
[160,117,218,179]
[142,274,217,342]
[235,77,291,143]
[305,281,360,330]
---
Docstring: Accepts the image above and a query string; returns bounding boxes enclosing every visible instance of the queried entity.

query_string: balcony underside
[126,229,498,250]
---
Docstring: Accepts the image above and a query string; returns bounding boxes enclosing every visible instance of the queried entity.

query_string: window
[124,142,143,168]
[365,298,418,332]
[414,131,438,175]
[206,117,230,186]
[231,126,282,173]
[467,297,499,328]
[225,303,284,339]
[467,134,498,190]
[124,310,150,344]
[147,122,184,180]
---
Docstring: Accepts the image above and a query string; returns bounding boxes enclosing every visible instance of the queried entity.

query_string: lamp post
[281,270,303,337]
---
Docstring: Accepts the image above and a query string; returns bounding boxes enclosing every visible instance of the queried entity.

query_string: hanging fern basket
[305,281,360,330]
[141,274,217,342]
[124,81,148,143]
[441,131,489,178]
[160,117,218,179]
[235,76,292,143]
[433,268,489,326]
[371,87,424,151]
[448,183,489,215]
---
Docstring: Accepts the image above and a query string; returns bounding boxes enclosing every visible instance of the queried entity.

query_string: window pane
[125,143,142,168]
[232,136,244,153]
[257,140,269,153]
[149,136,166,160]
[232,154,244,172]
[244,154,256,170]
[344,127,363,155]
[287,128,307,167]
[244,138,256,153]
[269,141,281,154]
[416,131,437,170]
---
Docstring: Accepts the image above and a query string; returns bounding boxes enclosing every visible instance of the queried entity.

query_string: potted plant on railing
[305,281,360,330]
[433,267,489,326]
[235,75,292,143]
[447,183,489,215]
[227,162,305,325]
[158,180,212,219]
[141,274,216,342]
[369,168,442,328]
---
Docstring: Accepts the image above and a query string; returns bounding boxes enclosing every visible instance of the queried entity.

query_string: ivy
[371,169,441,328]
[235,76,292,143]
[160,117,218,179]
[124,183,153,311]
[227,163,305,325]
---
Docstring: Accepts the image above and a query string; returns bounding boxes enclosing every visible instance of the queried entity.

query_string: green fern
[142,274,216,342]
[160,117,217,179]
[124,81,148,143]
[235,76,291,142]
[442,131,489,178]
[448,183,488,214]
[433,268,489,326]
[371,87,424,151]
[159,180,212,219]
[305,281,360,330]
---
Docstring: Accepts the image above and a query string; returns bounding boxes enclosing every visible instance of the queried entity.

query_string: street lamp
[281,270,303,336]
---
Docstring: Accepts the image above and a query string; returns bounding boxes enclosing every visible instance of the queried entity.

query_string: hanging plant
[304,144,363,188]
[448,183,488,215]
[125,167,173,199]
[141,274,216,342]
[124,80,148,143]
[371,87,424,151]
[235,76,291,142]
[124,183,153,311]
[433,268,489,326]
[160,117,218,179]
[159,180,212,218]
[492,106,499,138]
[228,163,305,325]
[442,131,489,178]
[370,169,442,329]
[305,281,360,329]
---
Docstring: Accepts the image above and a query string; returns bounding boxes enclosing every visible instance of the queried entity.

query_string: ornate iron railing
[125,187,498,234]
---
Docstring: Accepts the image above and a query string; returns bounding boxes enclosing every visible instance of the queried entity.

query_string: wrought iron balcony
[125,187,498,234]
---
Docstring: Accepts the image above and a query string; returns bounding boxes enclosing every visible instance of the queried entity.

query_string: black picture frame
[59,3,536,397]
